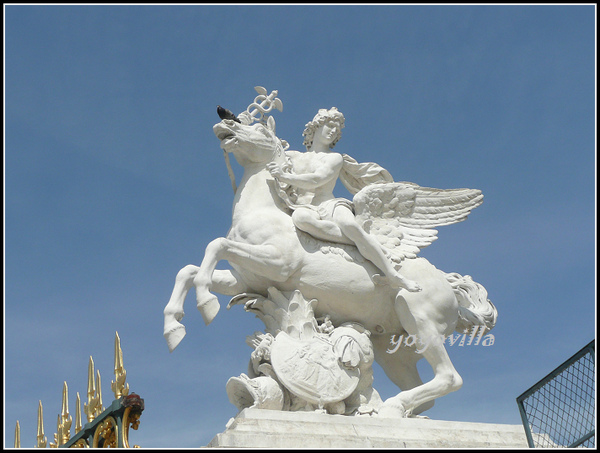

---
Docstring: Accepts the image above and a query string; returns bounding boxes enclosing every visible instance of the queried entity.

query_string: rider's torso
[291,151,342,206]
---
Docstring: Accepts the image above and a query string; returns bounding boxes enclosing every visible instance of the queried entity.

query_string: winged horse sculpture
[163,91,497,418]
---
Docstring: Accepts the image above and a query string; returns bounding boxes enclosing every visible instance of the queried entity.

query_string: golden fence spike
[37,400,47,448]
[61,382,69,419]
[14,420,21,448]
[60,382,72,444]
[53,413,60,447]
[114,332,122,371]
[111,331,129,399]
[84,356,96,423]
[75,392,82,434]
[95,369,104,416]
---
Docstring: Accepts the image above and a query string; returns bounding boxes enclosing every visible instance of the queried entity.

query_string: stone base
[206,408,529,448]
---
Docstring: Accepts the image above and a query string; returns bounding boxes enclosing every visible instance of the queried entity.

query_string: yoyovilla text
[386,326,495,354]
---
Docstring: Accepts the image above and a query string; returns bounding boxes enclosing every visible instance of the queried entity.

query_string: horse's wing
[353,182,483,262]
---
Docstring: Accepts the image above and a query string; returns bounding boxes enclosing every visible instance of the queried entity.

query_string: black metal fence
[517,340,595,448]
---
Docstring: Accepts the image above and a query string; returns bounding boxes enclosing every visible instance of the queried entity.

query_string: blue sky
[4,4,595,448]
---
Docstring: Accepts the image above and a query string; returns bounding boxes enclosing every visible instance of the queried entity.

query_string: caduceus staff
[217,86,284,193]
[245,86,283,123]
[217,86,283,124]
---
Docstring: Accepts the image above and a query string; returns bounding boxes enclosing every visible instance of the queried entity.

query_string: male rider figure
[267,107,420,292]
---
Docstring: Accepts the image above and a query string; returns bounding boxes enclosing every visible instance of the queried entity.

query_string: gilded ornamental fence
[13,332,144,448]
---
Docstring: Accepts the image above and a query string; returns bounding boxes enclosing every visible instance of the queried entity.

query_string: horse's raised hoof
[198,295,220,325]
[164,323,186,353]
[377,401,408,418]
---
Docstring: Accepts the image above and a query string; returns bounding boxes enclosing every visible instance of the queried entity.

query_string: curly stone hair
[302,107,345,150]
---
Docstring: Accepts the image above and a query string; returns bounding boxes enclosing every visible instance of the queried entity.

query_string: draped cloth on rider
[338,154,394,195]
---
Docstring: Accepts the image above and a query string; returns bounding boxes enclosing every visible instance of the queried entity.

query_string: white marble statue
[163,87,497,418]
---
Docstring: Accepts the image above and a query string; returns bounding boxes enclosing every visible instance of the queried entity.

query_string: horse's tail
[443,271,498,334]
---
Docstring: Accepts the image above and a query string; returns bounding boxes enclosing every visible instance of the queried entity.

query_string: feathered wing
[353,182,483,263]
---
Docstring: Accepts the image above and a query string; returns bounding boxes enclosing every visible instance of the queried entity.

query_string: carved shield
[270,331,360,405]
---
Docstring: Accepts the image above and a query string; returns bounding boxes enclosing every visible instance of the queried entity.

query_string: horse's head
[213,115,283,166]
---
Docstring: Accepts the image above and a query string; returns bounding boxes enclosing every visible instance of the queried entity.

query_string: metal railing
[517,340,595,448]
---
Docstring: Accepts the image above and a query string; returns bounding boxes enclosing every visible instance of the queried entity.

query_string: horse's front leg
[164,261,248,352]
[163,264,198,352]
[193,237,297,324]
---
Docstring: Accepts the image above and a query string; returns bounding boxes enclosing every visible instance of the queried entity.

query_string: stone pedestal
[206,408,529,448]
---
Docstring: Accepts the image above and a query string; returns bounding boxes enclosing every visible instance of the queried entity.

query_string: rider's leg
[291,207,354,245]
[332,206,421,292]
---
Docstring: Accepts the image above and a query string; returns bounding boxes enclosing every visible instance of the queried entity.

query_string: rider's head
[302,107,345,150]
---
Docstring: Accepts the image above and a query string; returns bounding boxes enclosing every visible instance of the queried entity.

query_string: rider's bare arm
[268,153,343,190]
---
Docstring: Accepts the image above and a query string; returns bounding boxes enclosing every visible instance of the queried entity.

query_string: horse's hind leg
[372,335,434,416]
[379,293,462,417]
